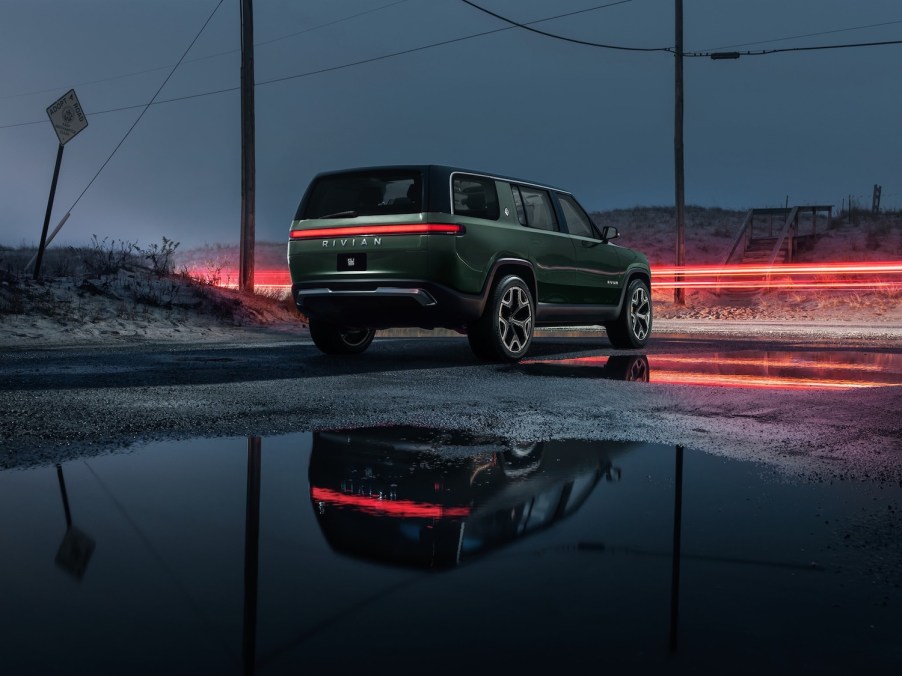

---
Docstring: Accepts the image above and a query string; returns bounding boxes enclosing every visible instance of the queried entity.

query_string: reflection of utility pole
[57,463,73,528]
[669,444,684,654]
[674,0,686,305]
[243,437,262,676]
[55,463,96,579]
[239,0,256,293]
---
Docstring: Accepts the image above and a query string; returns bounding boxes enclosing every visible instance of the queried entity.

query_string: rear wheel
[606,278,652,349]
[468,275,534,362]
[309,318,376,355]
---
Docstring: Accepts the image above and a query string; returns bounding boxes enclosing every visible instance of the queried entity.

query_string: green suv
[288,165,651,361]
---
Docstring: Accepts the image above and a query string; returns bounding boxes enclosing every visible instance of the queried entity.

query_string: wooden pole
[674,0,686,305]
[239,0,256,293]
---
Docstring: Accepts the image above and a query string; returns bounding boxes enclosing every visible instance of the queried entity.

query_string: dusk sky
[1,0,900,250]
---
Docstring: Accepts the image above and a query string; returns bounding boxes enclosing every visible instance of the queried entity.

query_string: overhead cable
[1,1,641,130]
[68,0,226,211]
[458,0,673,52]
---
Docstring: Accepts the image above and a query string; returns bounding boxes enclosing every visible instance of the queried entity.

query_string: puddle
[522,350,902,389]
[1,429,899,674]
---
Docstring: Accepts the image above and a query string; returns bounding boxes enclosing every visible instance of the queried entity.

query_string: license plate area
[337,253,367,272]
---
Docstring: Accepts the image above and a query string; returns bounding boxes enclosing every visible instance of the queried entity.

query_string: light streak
[651,260,902,291]
[187,260,902,293]
[652,261,902,276]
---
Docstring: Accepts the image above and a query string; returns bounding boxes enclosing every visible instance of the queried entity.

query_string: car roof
[312,165,570,195]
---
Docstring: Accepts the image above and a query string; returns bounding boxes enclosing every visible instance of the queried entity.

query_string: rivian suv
[288,165,651,361]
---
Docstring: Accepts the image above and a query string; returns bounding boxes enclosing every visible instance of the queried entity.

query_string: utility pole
[674,0,686,305]
[239,0,256,292]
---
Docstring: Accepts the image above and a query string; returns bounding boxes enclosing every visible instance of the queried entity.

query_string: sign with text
[46,89,88,145]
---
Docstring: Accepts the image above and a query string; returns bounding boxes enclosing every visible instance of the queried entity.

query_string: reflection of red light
[524,353,901,390]
[650,355,890,373]
[311,486,470,519]
[650,370,891,390]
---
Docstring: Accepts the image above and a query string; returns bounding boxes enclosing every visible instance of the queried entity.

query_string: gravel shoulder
[1,320,900,488]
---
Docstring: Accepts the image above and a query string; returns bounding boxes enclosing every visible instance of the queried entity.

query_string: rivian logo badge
[322,237,382,248]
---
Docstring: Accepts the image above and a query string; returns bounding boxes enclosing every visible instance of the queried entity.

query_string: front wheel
[468,275,534,362]
[606,279,652,349]
[309,318,376,355]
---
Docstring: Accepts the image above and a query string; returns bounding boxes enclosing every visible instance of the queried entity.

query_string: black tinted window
[453,175,500,220]
[303,171,422,219]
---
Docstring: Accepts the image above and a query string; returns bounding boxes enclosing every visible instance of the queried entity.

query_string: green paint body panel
[287,165,650,331]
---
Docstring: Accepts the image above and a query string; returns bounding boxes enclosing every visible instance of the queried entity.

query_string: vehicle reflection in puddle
[310,427,627,569]
[1,430,900,673]
[518,354,650,382]
[521,350,902,389]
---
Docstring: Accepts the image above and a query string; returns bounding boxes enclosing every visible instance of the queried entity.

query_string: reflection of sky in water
[523,351,902,390]
[0,431,899,674]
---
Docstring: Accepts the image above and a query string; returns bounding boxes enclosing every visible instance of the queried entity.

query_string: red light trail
[189,260,902,293]
[651,260,902,291]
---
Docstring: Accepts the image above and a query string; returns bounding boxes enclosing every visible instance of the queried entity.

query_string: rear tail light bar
[290,223,465,240]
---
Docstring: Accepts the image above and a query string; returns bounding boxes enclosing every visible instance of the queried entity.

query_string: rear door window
[517,186,558,232]
[452,175,500,221]
[302,171,422,219]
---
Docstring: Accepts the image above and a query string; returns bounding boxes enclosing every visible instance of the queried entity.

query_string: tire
[309,318,375,355]
[606,278,652,349]
[468,275,534,362]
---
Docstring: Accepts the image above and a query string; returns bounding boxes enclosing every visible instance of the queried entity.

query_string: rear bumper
[292,280,485,329]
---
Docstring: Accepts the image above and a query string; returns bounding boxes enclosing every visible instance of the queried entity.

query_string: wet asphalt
[1,329,900,485]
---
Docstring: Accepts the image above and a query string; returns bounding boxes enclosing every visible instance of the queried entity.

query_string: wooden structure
[723,205,833,266]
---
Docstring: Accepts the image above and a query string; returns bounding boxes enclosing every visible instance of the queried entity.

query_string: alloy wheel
[497,286,532,354]
[629,286,651,341]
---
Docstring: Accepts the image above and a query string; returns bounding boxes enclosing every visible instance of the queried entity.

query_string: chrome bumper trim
[296,287,437,307]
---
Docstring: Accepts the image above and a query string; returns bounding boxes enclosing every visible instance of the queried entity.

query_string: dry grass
[0,239,301,328]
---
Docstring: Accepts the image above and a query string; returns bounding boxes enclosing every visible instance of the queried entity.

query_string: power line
[68,0,226,211]
[459,0,673,52]
[0,0,413,102]
[689,37,902,58]
[5,4,899,132]
[699,18,902,52]
[1,1,645,130]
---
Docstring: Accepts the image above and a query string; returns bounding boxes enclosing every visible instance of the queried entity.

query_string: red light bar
[290,223,464,240]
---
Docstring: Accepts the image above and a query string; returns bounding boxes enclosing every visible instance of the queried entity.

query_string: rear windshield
[301,171,423,219]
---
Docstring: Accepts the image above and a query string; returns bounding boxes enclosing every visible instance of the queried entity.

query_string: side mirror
[601,225,620,242]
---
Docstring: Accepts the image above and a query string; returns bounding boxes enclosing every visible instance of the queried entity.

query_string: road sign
[46,89,88,146]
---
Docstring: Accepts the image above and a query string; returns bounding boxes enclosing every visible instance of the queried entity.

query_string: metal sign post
[34,89,88,280]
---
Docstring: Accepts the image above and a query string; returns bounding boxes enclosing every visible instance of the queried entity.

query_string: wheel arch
[614,266,652,312]
[484,258,537,304]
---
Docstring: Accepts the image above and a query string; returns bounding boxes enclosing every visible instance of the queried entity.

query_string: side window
[510,185,527,226]
[453,175,500,220]
[518,186,558,232]
[558,194,598,239]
